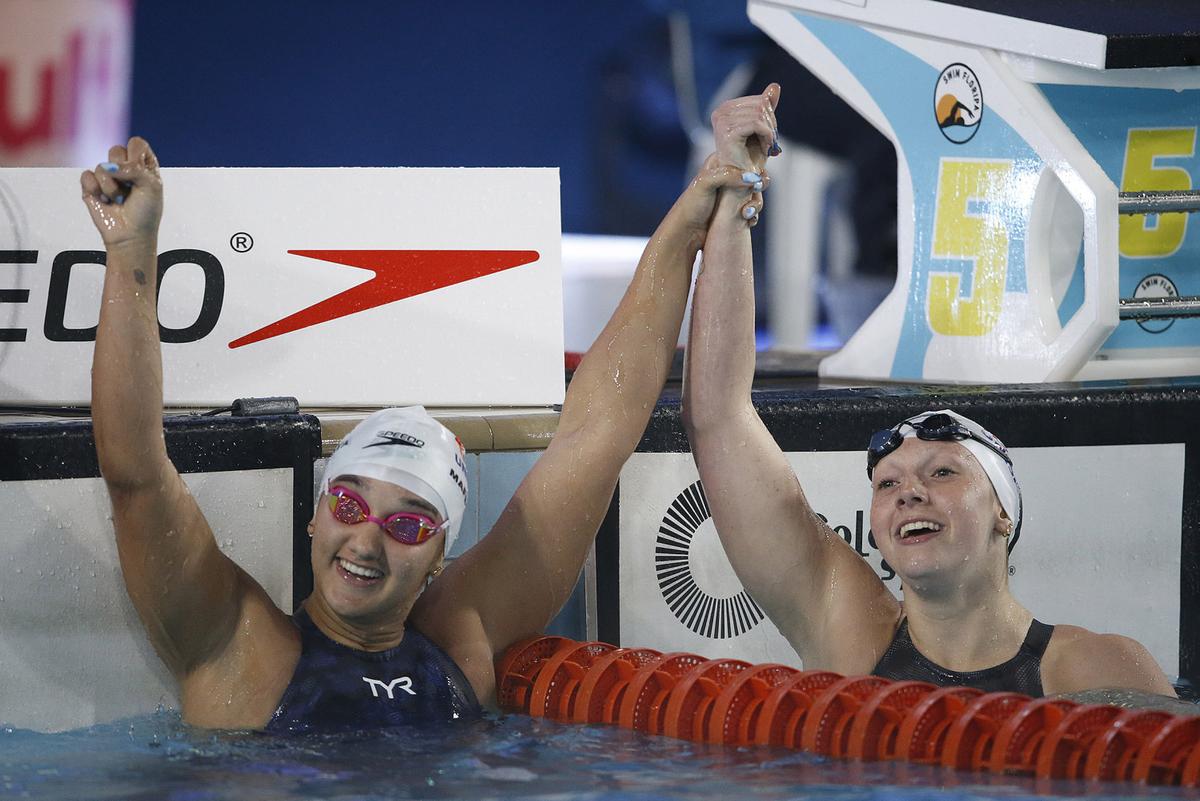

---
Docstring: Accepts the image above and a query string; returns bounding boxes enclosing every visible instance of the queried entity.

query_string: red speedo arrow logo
[228,249,540,348]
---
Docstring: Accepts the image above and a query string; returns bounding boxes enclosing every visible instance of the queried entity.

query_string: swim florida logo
[934,63,983,144]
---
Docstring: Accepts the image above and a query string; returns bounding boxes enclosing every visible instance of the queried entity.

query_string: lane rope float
[496,636,1200,787]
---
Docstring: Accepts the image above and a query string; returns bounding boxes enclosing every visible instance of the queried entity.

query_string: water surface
[1,711,1192,800]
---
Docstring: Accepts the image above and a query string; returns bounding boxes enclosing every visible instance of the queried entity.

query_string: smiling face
[308,474,445,629]
[868,438,1009,593]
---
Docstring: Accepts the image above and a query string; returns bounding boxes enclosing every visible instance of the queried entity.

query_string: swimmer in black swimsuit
[681,84,1176,698]
[81,134,766,730]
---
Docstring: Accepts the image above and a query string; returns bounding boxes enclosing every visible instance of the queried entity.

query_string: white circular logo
[935,63,983,144]
[1133,273,1178,333]
[655,481,764,639]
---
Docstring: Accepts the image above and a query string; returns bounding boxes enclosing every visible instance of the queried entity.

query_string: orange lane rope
[496,636,1200,787]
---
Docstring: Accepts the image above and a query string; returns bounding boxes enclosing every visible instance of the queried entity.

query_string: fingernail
[769,139,783,156]
[753,181,764,192]
[741,171,761,185]
[99,193,111,204]
[114,194,125,205]
[742,205,757,220]
[101,162,119,173]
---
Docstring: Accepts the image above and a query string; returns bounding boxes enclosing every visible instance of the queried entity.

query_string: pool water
[1,710,1193,801]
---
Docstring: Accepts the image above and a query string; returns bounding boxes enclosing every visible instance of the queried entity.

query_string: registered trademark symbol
[230,232,254,253]
[1008,565,1016,576]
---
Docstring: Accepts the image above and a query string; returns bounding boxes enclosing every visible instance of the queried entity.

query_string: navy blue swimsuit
[266,608,482,732]
[872,618,1054,696]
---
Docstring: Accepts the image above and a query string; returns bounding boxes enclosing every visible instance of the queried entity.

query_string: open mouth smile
[336,557,384,584]
[896,520,944,543]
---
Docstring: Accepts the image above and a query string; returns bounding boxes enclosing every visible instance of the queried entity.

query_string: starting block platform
[750,0,1200,382]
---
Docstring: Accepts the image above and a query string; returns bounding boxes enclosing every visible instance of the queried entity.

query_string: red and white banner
[0,167,564,407]
[0,0,132,166]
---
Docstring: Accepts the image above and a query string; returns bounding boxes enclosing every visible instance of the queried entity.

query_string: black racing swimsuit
[265,608,482,733]
[871,618,1054,696]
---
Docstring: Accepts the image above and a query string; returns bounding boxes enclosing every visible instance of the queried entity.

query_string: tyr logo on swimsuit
[362,676,417,699]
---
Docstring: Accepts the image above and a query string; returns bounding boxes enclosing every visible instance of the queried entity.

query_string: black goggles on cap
[866,413,1013,479]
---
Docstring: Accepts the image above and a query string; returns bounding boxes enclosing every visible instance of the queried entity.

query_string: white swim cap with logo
[320,407,468,555]
[895,409,1022,546]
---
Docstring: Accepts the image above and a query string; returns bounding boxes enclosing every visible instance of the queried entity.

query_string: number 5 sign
[928,159,1014,338]
[1119,128,1195,259]
[750,1,1200,384]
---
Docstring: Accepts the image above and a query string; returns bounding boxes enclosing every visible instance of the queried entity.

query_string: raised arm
[415,158,759,693]
[682,87,900,671]
[85,139,284,689]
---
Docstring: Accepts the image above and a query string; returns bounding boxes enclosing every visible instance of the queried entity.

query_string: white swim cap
[885,409,1023,551]
[320,407,468,555]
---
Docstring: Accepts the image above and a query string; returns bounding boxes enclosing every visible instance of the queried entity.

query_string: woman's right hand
[80,137,163,248]
[711,83,781,175]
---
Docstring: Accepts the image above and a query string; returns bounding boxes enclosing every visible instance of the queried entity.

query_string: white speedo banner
[619,445,1184,677]
[0,167,563,407]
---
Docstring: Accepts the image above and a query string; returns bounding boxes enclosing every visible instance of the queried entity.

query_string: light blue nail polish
[741,171,761,184]
[114,194,125,205]
[101,162,119,173]
[742,205,757,220]
[753,181,764,192]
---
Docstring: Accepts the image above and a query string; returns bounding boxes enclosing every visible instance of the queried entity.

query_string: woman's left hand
[675,153,772,238]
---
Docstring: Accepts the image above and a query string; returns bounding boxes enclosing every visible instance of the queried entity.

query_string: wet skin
[868,438,1010,596]
[85,133,776,727]
[684,86,1177,695]
[305,475,446,652]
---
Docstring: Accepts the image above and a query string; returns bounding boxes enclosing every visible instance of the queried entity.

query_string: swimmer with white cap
[681,86,1174,698]
[82,119,772,729]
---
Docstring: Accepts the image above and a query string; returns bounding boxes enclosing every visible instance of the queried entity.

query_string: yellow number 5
[1119,128,1195,258]
[929,159,1014,336]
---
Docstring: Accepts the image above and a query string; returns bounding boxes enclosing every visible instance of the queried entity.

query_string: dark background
[128,1,765,235]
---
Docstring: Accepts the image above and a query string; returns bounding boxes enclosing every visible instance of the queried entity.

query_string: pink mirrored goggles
[327,485,447,546]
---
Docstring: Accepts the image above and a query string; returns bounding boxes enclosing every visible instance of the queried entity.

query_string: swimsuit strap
[1022,618,1054,658]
